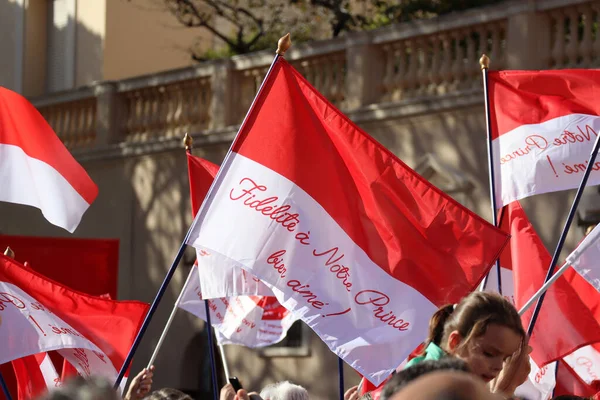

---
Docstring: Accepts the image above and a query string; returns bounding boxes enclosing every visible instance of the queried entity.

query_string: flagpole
[146,266,196,367]
[1,247,14,400]
[0,373,12,400]
[184,135,221,400]
[115,35,292,390]
[523,133,600,334]
[114,240,189,389]
[338,357,345,400]
[478,54,502,294]
[219,344,230,382]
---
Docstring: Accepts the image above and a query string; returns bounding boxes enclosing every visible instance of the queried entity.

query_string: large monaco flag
[186,58,509,384]
[0,253,148,386]
[488,70,600,207]
[0,87,98,232]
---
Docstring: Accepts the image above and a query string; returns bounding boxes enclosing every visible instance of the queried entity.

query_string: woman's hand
[124,365,155,400]
[491,342,533,397]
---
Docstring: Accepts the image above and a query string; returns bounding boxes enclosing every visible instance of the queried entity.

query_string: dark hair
[426,292,525,353]
[144,388,193,400]
[552,396,592,400]
[380,358,470,400]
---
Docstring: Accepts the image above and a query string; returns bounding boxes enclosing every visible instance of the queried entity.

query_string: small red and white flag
[178,266,298,347]
[0,253,148,387]
[488,70,600,207]
[188,153,271,298]
[12,353,61,400]
[184,154,297,346]
[0,87,98,232]
[186,58,509,384]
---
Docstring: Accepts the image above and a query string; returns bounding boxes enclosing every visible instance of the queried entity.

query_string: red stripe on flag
[232,59,509,306]
[488,70,600,138]
[0,87,98,205]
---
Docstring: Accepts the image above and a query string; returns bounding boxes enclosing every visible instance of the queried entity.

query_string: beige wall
[75,0,106,87]
[0,0,24,92]
[103,0,212,81]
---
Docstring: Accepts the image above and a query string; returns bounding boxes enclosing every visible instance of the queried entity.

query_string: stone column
[94,81,120,146]
[506,1,552,70]
[209,59,235,129]
[344,31,385,110]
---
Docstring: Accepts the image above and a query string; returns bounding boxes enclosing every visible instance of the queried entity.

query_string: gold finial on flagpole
[277,33,292,56]
[4,247,14,258]
[480,54,490,70]
[183,132,193,151]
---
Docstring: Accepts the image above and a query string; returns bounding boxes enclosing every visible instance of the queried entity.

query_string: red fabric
[231,58,510,306]
[554,360,600,398]
[12,354,52,400]
[187,153,219,218]
[0,254,149,378]
[0,87,97,204]
[0,364,17,400]
[0,235,118,299]
[488,70,600,138]
[498,202,600,366]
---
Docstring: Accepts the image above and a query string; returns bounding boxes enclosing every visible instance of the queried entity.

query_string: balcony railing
[30,0,599,155]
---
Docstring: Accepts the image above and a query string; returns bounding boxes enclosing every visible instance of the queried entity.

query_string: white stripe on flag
[187,153,437,385]
[566,224,600,291]
[493,113,600,207]
[0,144,90,232]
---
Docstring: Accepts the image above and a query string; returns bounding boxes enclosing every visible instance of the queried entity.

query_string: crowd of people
[36,292,595,400]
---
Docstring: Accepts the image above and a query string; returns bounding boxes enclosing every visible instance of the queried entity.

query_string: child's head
[427,292,525,383]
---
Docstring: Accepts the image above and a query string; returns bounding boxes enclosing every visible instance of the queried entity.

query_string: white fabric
[178,265,298,347]
[187,153,437,385]
[493,113,600,207]
[0,144,90,232]
[566,223,600,291]
[0,282,118,382]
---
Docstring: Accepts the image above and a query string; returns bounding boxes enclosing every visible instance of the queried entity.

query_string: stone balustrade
[30,0,598,156]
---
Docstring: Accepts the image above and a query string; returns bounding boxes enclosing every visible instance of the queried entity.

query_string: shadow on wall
[0,0,105,96]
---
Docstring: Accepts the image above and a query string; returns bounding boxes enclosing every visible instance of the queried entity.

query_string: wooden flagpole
[1,248,15,400]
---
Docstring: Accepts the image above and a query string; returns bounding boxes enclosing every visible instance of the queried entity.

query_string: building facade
[1,0,600,398]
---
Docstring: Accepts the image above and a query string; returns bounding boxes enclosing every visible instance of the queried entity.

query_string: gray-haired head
[259,381,308,400]
[40,376,120,400]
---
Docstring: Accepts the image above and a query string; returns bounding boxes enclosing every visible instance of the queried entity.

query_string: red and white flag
[485,201,600,398]
[0,87,98,232]
[188,153,270,298]
[0,253,148,387]
[12,353,61,400]
[184,153,297,346]
[488,70,600,207]
[178,266,298,347]
[186,58,509,384]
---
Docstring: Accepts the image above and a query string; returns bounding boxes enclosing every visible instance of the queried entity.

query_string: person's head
[40,376,120,400]
[144,388,193,400]
[381,358,470,400]
[259,381,308,400]
[426,291,525,383]
[389,371,502,400]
